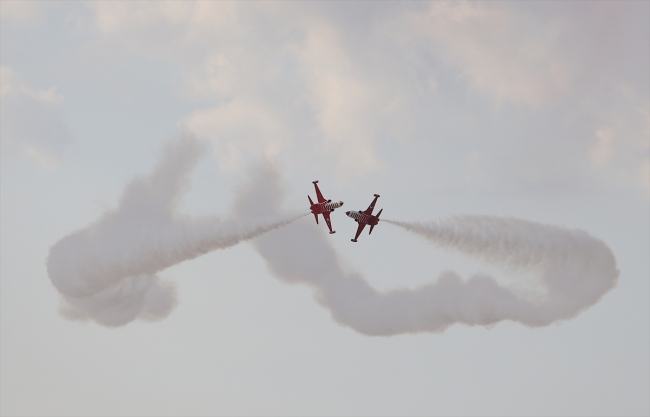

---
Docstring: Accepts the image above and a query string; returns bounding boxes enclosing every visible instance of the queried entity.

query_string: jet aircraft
[346,194,383,242]
[308,181,344,234]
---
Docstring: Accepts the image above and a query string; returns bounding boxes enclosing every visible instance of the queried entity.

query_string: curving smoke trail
[46,138,302,326]
[382,217,619,328]
[241,164,619,336]
[47,141,619,333]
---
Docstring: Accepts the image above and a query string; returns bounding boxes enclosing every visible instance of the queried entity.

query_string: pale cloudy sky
[1,1,648,416]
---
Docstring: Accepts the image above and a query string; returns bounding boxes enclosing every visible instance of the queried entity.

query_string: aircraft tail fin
[313,213,319,224]
[369,209,382,235]
[308,195,314,206]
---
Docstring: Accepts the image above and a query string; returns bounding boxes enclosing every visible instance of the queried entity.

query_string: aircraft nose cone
[340,201,344,206]
[345,211,350,215]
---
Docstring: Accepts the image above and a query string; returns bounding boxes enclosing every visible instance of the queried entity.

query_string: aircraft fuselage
[345,210,379,226]
[311,200,344,215]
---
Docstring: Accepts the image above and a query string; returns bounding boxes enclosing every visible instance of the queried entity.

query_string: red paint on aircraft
[345,194,383,242]
[308,181,344,234]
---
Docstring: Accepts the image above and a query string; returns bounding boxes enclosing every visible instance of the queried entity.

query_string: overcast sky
[1,1,648,416]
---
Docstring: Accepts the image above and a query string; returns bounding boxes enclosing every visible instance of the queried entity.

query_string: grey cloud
[1,66,72,167]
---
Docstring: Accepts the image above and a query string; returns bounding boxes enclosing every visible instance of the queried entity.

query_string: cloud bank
[105,1,645,191]
[4,2,647,190]
[0,66,71,168]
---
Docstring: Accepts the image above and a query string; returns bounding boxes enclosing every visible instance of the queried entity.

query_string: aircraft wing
[363,195,379,215]
[353,222,367,241]
[322,211,335,233]
[313,182,326,203]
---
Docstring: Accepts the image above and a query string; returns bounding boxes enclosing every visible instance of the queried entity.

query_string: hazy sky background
[1,1,648,416]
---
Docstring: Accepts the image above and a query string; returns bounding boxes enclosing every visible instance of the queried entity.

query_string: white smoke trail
[383,217,619,327]
[240,164,619,336]
[49,145,618,332]
[46,138,302,326]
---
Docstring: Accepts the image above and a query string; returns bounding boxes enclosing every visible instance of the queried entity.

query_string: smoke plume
[47,142,618,333]
[46,138,301,326]
[240,164,619,335]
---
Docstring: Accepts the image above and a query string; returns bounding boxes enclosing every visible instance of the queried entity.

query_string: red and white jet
[308,181,344,234]
[346,194,383,242]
